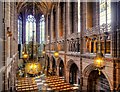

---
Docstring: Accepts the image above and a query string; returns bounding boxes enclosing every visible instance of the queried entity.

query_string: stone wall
[0,2,18,91]
[0,2,4,91]
[45,2,119,91]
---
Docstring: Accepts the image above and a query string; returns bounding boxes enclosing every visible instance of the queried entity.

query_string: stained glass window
[100,0,111,26]
[18,17,22,44]
[40,15,45,44]
[26,15,36,44]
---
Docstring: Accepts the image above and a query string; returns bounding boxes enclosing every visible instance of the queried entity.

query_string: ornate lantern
[42,51,46,55]
[94,52,105,69]
[54,51,59,58]
[23,53,29,59]
[94,32,105,75]
[23,44,29,59]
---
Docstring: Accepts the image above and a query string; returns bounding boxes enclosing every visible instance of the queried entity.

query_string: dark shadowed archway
[87,70,110,92]
[51,56,56,75]
[59,60,64,76]
[69,63,79,84]
[46,55,50,75]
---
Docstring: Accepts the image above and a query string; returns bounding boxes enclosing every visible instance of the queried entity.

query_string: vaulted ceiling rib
[17,1,54,15]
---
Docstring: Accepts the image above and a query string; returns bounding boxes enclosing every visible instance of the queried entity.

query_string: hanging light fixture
[23,44,29,59]
[94,34,105,75]
[23,53,29,59]
[94,53,104,68]
[25,2,41,75]
[42,51,46,55]
[54,35,59,58]
[54,51,59,58]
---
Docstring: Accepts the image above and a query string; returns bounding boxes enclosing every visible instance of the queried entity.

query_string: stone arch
[66,59,80,84]
[50,56,56,75]
[66,59,79,71]
[56,57,64,66]
[56,57,65,76]
[59,59,64,77]
[46,55,50,75]
[82,63,112,91]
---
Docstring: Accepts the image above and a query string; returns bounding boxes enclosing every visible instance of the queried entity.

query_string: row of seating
[46,76,74,91]
[16,77,38,92]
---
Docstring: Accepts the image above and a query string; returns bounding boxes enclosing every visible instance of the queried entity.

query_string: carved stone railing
[84,23,111,37]
[83,24,111,54]
[67,38,80,52]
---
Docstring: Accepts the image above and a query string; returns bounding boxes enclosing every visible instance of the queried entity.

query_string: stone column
[81,2,86,91]
[10,2,14,58]
[111,2,118,91]
[104,36,107,54]
[50,7,53,42]
[14,3,18,55]
[6,2,10,58]
[45,14,48,44]
[74,2,78,33]
[81,2,87,54]
[71,39,74,52]
[13,3,15,55]
[70,40,72,52]
[65,68,69,83]
[66,2,70,35]
[57,66,59,76]
[72,40,74,52]
[77,38,80,52]
[62,2,68,81]
[56,3,60,39]
[67,40,70,52]
[117,2,120,91]
[0,2,4,91]
[48,15,51,54]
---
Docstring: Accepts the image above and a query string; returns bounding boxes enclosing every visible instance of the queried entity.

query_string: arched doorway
[59,60,64,76]
[52,57,56,75]
[69,63,79,84]
[87,70,110,92]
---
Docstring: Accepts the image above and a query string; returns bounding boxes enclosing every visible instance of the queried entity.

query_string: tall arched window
[39,15,45,53]
[26,15,36,44]
[100,0,111,26]
[40,15,45,44]
[18,17,22,44]
[18,16,23,58]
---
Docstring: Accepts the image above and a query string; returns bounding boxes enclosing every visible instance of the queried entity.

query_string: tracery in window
[18,17,22,44]
[39,15,45,53]
[18,16,23,58]
[26,15,36,44]
[40,15,45,44]
[100,0,111,26]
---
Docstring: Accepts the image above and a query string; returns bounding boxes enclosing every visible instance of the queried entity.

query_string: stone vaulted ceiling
[16,1,55,15]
